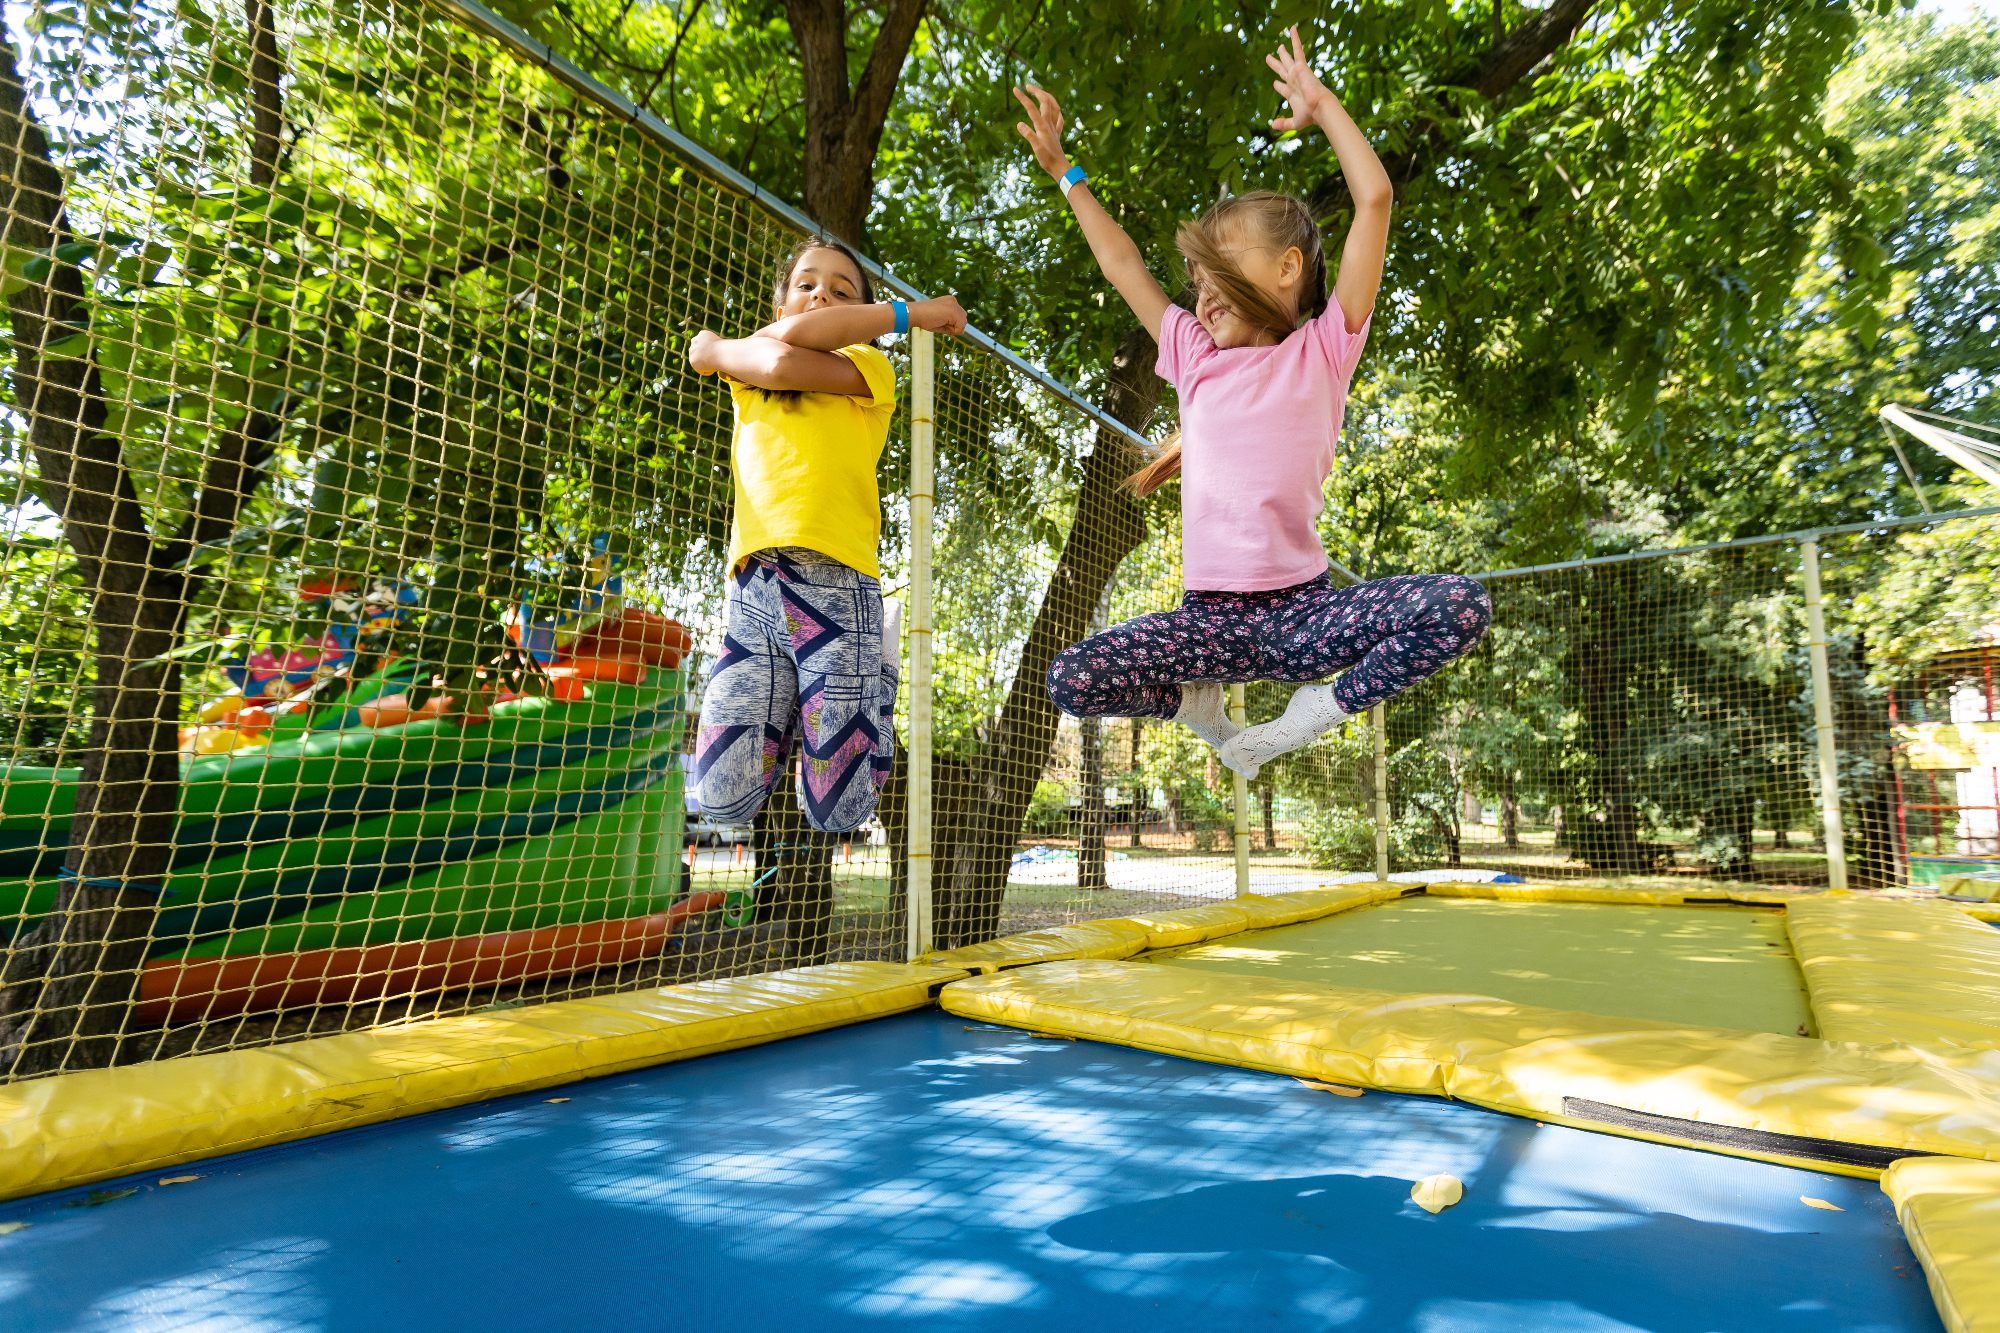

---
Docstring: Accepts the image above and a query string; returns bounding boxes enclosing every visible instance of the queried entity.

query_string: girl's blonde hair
[1129,192,1329,496]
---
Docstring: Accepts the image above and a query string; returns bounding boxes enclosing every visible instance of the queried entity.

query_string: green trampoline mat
[1149,897,1814,1036]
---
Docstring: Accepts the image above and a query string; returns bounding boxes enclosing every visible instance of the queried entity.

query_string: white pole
[907,329,935,958]
[1230,683,1250,896]
[1800,538,1848,892]
[1374,703,1390,882]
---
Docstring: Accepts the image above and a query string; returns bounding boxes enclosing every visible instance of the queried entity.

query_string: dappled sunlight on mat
[0,1012,1939,1332]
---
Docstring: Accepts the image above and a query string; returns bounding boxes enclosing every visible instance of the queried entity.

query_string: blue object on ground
[0,1011,1939,1332]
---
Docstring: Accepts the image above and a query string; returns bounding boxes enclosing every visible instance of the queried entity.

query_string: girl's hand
[1267,24,1335,133]
[688,329,722,374]
[910,295,967,336]
[1011,85,1072,181]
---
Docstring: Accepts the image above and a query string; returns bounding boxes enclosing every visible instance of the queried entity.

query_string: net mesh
[0,0,1119,1079]
[0,0,1992,1084]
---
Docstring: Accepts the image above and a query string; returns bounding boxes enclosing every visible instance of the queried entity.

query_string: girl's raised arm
[1268,25,1391,334]
[1013,86,1171,343]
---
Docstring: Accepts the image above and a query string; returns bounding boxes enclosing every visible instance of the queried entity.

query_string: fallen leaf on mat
[64,1189,137,1208]
[1801,1197,1844,1211]
[0,1222,29,1235]
[1411,1175,1463,1214]
[158,1176,203,1186]
[1297,1079,1364,1097]
[544,1098,570,1104]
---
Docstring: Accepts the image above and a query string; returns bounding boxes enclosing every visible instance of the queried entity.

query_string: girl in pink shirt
[1018,27,1491,777]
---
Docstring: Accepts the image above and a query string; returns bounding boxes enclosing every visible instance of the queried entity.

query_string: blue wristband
[891,300,909,335]
[1060,165,1088,196]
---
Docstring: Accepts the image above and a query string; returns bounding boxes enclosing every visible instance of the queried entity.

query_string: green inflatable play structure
[0,652,703,1024]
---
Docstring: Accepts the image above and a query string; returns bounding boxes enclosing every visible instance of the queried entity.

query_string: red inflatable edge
[137,892,728,1025]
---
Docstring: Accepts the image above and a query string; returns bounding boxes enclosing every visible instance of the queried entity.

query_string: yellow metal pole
[907,329,935,957]
[1374,703,1389,882]
[1230,683,1250,896]
[1800,538,1848,892]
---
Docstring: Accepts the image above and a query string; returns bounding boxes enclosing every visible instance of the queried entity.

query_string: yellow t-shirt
[725,344,896,579]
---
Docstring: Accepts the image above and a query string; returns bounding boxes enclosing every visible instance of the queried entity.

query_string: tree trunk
[1501,772,1519,849]
[0,18,286,1075]
[933,325,1162,948]
[1077,590,1110,890]
[1577,566,1643,871]
[1128,718,1144,847]
[751,761,838,964]
[1077,715,1105,890]
[1260,782,1276,851]
[782,0,928,243]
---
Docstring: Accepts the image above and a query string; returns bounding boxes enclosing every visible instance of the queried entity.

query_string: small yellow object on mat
[158,1175,202,1186]
[0,1222,29,1234]
[1802,1196,1844,1211]
[1412,1174,1463,1214]
[544,1098,570,1104]
[1298,1079,1364,1097]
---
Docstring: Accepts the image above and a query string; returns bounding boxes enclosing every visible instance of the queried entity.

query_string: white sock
[1221,684,1348,772]
[1173,681,1239,752]
[881,599,902,669]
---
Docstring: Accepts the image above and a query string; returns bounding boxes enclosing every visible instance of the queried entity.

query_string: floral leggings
[1045,571,1492,719]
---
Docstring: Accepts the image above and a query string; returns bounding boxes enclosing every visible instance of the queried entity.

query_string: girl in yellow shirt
[687,237,964,832]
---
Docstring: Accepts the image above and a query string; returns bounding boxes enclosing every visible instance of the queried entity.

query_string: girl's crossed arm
[689,296,967,394]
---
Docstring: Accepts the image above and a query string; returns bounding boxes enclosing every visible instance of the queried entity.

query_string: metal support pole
[1800,538,1848,892]
[907,329,935,957]
[1230,683,1250,897]
[1374,703,1389,882]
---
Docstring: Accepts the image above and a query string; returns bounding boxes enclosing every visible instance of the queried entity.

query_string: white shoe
[1175,682,1254,776]
[1221,684,1348,772]
[881,599,903,668]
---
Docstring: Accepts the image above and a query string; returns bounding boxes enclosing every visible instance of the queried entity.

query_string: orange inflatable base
[137,892,728,1025]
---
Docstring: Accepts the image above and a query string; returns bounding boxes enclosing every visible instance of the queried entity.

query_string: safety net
[2,0,1994,1084]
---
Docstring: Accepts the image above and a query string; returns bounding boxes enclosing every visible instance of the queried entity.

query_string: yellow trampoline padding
[1237,886,1406,928]
[0,960,968,1203]
[922,918,1155,971]
[1789,895,2000,1048]
[921,884,1400,972]
[940,960,2000,1174]
[1119,903,1254,947]
[1428,881,1798,908]
[1882,1157,2000,1333]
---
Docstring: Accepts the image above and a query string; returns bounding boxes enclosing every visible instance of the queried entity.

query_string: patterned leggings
[694,548,897,832]
[1046,572,1491,719]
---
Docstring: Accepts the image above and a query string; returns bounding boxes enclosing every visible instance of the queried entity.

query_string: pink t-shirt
[1156,301,1371,592]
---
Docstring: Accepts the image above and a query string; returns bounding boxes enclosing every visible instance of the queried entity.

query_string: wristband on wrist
[1060,165,1087,199]
[890,300,909,335]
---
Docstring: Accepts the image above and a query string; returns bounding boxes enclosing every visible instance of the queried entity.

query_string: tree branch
[1313,0,1596,213]
[844,0,927,165]
[245,0,283,188]
[1473,0,1595,99]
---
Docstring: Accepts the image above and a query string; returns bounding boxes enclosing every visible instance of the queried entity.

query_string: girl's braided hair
[1129,192,1329,496]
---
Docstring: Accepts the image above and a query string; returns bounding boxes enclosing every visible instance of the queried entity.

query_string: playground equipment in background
[5,579,700,1023]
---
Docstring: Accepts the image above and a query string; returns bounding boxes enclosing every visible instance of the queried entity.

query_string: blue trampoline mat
[0,1010,1942,1332]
